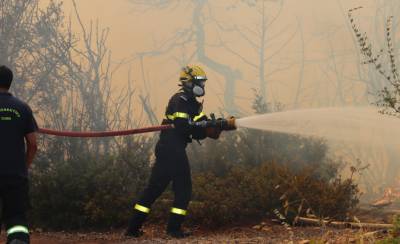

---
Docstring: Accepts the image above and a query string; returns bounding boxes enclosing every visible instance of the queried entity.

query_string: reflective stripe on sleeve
[166,112,189,120]
[7,225,29,235]
[171,207,187,216]
[193,112,206,122]
[134,204,150,214]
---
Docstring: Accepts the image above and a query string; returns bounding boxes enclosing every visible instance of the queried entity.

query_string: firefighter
[0,65,38,244]
[126,65,224,238]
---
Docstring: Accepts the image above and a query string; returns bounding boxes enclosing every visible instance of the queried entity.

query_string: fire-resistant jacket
[159,91,207,147]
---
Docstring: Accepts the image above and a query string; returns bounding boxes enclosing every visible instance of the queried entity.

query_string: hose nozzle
[191,114,237,131]
[224,117,237,131]
[211,114,236,131]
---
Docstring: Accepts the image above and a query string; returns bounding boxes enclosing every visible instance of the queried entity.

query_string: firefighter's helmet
[179,65,207,97]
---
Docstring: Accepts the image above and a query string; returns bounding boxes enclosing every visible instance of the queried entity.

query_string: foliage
[1,0,139,162]
[377,215,400,243]
[349,7,400,115]
[186,162,358,227]
[0,0,68,101]
[30,138,153,230]
[390,215,400,240]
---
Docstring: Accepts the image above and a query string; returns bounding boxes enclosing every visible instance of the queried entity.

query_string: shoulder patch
[179,95,188,102]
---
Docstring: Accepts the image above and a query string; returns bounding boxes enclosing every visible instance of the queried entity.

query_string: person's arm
[25,132,38,168]
[205,127,221,140]
[168,96,192,137]
[191,114,209,140]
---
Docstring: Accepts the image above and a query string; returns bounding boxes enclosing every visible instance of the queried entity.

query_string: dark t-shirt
[0,92,38,178]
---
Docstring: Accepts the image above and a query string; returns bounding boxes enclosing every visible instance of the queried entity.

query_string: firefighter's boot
[6,225,30,244]
[7,234,29,244]
[166,211,191,238]
[167,229,192,239]
[125,204,150,238]
[125,212,146,237]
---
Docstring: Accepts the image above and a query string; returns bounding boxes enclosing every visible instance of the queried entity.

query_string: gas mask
[191,79,206,97]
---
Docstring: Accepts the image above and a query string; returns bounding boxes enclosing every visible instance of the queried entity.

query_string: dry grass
[0,223,380,244]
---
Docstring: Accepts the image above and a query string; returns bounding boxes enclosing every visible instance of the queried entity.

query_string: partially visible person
[0,65,38,244]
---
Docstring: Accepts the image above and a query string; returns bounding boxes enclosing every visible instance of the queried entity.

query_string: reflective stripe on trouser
[171,207,187,216]
[134,204,150,214]
[167,210,187,232]
[128,204,150,232]
[7,225,29,235]
[167,211,186,231]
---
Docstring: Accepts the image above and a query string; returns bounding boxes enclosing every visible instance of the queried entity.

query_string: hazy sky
[41,0,384,116]
[59,0,373,56]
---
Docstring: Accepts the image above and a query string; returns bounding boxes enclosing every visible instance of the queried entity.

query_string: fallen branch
[298,217,393,230]
[361,230,388,239]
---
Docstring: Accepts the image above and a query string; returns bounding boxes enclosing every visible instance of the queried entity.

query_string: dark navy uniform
[128,91,207,234]
[0,92,38,243]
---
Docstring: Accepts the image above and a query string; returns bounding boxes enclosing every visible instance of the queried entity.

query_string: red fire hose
[38,124,174,138]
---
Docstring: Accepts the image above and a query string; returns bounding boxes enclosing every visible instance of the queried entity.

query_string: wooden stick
[298,217,393,230]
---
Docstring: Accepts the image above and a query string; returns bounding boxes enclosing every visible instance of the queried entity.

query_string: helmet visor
[194,78,206,87]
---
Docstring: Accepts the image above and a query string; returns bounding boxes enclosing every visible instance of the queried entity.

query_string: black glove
[189,113,236,131]
[206,127,222,139]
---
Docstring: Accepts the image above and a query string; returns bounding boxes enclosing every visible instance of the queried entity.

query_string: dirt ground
[0,223,385,244]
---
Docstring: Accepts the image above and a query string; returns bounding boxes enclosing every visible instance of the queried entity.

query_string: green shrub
[30,146,151,230]
[378,215,400,244]
[184,161,358,227]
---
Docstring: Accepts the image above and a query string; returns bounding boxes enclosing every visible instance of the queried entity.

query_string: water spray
[234,106,400,144]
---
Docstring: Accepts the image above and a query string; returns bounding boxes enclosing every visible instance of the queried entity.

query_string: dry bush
[185,161,358,227]
[29,138,152,230]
